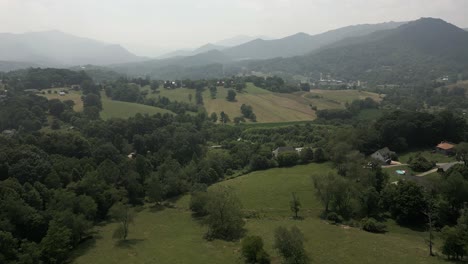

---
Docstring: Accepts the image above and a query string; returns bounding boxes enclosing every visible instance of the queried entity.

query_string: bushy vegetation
[408,154,435,172]
[274,226,309,264]
[241,236,270,264]
[361,218,387,233]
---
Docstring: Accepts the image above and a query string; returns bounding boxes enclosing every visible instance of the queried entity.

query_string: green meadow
[72,163,447,264]
[140,84,383,123]
[100,95,173,120]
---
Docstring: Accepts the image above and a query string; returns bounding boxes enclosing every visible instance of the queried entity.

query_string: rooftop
[436,141,455,150]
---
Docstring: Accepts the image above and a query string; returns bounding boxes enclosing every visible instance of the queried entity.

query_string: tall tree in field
[210,112,218,123]
[290,192,301,219]
[220,111,230,124]
[226,89,237,102]
[274,226,309,264]
[145,173,164,204]
[109,202,134,241]
[204,186,245,240]
[241,236,270,264]
[313,173,337,213]
[423,194,437,256]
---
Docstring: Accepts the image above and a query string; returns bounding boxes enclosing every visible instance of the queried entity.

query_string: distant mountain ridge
[244,18,468,84]
[222,21,406,60]
[213,35,272,47]
[0,61,39,72]
[157,43,226,59]
[112,49,230,77]
[0,30,144,68]
[112,21,407,78]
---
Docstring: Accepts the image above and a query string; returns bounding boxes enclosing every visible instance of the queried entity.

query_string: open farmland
[100,96,174,120]
[39,88,84,112]
[73,163,445,264]
[142,84,382,123]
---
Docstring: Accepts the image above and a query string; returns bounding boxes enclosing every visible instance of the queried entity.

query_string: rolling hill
[72,163,444,264]
[157,43,226,59]
[111,50,230,77]
[0,60,39,72]
[144,83,381,123]
[245,18,468,84]
[0,30,144,67]
[111,21,405,78]
[222,21,405,60]
[213,35,272,47]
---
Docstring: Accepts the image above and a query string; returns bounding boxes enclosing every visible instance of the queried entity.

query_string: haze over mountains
[1,18,468,84]
[111,21,408,77]
[157,35,272,59]
[0,30,144,67]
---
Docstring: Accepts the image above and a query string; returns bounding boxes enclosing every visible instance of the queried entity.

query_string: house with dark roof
[436,141,456,155]
[370,147,396,165]
[272,146,296,158]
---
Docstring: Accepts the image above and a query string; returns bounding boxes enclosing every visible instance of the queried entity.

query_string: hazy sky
[1,0,468,56]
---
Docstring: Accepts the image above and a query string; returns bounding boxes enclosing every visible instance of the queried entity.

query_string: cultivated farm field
[143,83,383,123]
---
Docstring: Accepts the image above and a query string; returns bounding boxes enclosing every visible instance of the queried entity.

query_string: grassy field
[203,84,316,123]
[39,88,84,112]
[101,96,173,120]
[383,165,417,182]
[144,86,196,104]
[37,88,173,119]
[141,84,383,123]
[73,163,447,264]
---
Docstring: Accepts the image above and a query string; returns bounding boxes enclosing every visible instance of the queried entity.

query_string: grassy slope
[144,86,196,104]
[39,88,84,112]
[101,96,173,120]
[73,163,446,264]
[38,88,173,119]
[203,84,315,123]
[143,84,382,123]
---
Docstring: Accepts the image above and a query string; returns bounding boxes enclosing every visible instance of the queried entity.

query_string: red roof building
[436,141,456,155]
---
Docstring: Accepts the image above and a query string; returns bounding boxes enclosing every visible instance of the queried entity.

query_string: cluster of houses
[370,141,459,177]
[272,141,457,166]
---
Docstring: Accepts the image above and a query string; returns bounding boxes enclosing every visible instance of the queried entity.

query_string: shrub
[241,236,270,264]
[408,154,435,172]
[361,218,387,233]
[326,212,343,224]
[189,192,209,217]
[274,226,309,264]
[277,152,299,167]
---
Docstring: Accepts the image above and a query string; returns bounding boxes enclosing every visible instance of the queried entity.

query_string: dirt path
[416,168,438,177]
[415,162,462,177]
